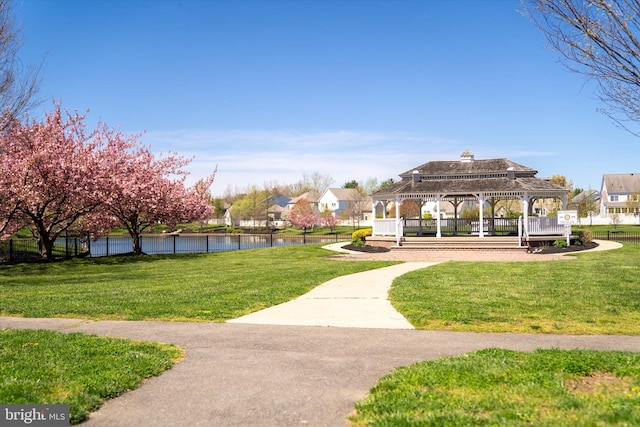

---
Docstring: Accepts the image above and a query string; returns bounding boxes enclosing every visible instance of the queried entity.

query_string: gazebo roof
[399,158,537,179]
[374,177,565,197]
[373,152,567,199]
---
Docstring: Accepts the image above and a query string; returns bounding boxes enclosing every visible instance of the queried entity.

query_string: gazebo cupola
[460,150,475,162]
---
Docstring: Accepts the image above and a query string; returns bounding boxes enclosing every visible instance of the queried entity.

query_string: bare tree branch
[0,0,41,130]
[522,0,640,136]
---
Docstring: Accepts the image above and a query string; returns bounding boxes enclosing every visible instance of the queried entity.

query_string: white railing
[373,219,397,236]
[527,216,564,235]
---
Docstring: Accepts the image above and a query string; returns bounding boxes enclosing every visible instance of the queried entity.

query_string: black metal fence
[0,236,86,263]
[592,231,640,243]
[0,233,354,263]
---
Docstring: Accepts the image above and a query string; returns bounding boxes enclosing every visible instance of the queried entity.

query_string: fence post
[173,235,177,254]
[206,235,209,253]
[9,239,14,262]
[237,234,241,250]
[106,236,109,257]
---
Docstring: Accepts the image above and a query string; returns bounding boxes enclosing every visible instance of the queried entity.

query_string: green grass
[390,244,640,335]
[350,348,640,426]
[0,244,395,321]
[574,224,640,233]
[0,329,183,425]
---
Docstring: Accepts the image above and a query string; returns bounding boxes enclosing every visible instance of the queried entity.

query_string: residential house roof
[264,194,291,208]
[602,173,640,194]
[322,188,364,200]
[601,173,640,208]
[288,191,320,205]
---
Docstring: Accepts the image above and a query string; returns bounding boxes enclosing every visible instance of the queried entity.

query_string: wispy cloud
[142,129,466,194]
[142,129,559,194]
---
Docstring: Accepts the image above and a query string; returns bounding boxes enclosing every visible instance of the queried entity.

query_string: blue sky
[16,0,639,196]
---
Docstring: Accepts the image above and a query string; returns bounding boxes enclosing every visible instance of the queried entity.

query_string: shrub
[351,228,372,240]
[351,237,365,247]
[553,240,568,249]
[351,228,372,247]
[580,229,594,243]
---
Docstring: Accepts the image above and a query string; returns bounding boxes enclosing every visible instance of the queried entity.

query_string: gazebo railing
[372,219,397,236]
[527,216,563,235]
[373,217,562,238]
[401,218,520,237]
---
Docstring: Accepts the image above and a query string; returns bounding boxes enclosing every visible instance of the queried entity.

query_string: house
[599,173,640,224]
[286,191,321,215]
[265,194,291,209]
[224,193,291,227]
[318,188,373,222]
[265,194,291,224]
[568,189,600,225]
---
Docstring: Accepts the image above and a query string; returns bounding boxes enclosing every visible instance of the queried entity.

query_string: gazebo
[371,151,568,243]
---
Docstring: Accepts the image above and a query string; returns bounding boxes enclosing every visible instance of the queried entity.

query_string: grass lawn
[3,241,640,425]
[350,348,640,426]
[0,244,395,321]
[0,329,182,425]
[390,243,640,335]
[575,224,640,233]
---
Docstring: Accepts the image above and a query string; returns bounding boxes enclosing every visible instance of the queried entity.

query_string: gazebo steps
[390,236,524,251]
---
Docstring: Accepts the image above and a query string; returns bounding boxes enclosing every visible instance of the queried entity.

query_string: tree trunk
[131,233,143,255]
[36,227,55,261]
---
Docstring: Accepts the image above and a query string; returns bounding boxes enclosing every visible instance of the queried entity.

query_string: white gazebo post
[478,194,485,238]
[395,196,402,246]
[371,200,377,235]
[521,195,530,237]
[435,196,442,238]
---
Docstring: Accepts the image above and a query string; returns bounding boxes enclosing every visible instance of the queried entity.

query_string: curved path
[228,262,436,329]
[0,240,634,427]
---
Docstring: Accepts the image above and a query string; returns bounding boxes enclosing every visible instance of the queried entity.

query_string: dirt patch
[565,372,630,396]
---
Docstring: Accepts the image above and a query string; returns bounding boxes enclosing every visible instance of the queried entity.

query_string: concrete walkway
[2,317,639,427]
[228,261,436,329]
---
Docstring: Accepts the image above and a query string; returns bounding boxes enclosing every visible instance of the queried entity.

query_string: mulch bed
[342,244,390,253]
[343,242,600,255]
[528,241,599,254]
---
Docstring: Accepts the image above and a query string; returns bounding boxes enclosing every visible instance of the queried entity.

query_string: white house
[318,188,373,221]
[599,173,640,224]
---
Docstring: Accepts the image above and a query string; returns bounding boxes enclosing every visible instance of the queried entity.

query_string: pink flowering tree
[288,199,318,232]
[0,130,23,237]
[319,211,340,233]
[87,130,216,255]
[0,102,216,259]
[0,106,107,259]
